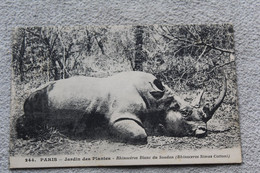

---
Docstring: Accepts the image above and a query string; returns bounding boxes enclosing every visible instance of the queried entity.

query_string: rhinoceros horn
[191,90,204,108]
[202,76,227,122]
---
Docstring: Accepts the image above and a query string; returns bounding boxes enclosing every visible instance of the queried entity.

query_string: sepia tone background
[1,0,259,172]
[9,25,240,157]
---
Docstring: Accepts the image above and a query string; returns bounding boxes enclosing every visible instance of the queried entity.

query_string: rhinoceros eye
[153,79,164,91]
[180,107,193,118]
[183,116,193,121]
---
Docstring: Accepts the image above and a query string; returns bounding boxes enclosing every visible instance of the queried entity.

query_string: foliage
[12,24,235,89]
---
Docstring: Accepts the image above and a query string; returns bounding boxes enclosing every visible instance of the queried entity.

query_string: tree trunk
[133,26,144,71]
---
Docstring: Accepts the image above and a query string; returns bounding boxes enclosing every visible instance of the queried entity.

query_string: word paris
[38,154,230,163]
[10,24,242,168]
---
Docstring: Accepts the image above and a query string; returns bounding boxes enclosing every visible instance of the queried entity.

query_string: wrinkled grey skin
[16,71,226,144]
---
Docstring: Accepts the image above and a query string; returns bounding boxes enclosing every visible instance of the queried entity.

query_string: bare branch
[94,36,105,55]
[202,43,234,54]
[160,30,234,54]
[207,60,235,74]
[184,26,198,40]
[161,33,193,44]
[196,45,208,63]
[50,34,58,53]
[25,29,41,38]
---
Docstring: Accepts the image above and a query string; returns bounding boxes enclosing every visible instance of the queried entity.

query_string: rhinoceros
[16,71,226,144]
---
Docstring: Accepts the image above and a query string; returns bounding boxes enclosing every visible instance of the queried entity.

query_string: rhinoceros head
[163,77,227,137]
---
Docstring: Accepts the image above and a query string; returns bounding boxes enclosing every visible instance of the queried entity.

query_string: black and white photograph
[9,24,242,168]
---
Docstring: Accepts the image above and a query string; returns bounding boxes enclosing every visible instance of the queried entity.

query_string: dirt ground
[9,116,241,157]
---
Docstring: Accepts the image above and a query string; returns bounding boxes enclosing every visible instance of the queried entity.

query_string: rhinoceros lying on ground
[16,71,226,144]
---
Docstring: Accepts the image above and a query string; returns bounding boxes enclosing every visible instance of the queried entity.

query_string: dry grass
[10,116,241,157]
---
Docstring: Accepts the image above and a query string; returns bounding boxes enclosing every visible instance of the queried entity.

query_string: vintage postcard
[9,24,242,168]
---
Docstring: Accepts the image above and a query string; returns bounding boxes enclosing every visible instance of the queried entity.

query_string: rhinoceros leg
[111,116,147,144]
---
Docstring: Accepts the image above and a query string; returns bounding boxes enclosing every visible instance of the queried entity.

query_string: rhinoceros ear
[153,79,164,91]
[150,91,164,100]
[149,79,165,99]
